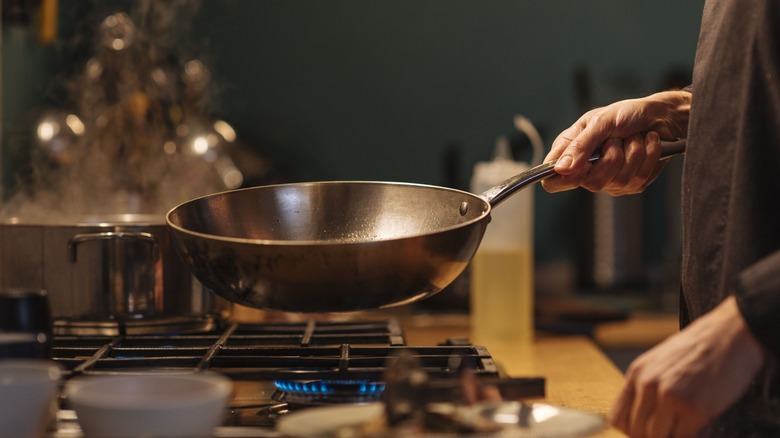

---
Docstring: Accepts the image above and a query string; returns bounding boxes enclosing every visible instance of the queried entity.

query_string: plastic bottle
[470,118,540,345]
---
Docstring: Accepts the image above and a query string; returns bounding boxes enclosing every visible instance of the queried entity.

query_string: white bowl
[0,359,62,438]
[66,372,233,438]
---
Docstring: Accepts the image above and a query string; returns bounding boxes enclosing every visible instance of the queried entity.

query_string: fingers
[603,133,646,193]
[608,378,635,433]
[542,111,609,194]
[540,162,595,192]
[635,132,663,182]
[542,130,595,193]
[552,120,610,176]
[582,137,624,192]
[604,132,662,195]
[544,124,585,163]
[629,376,658,437]
[610,297,766,438]
[612,368,687,438]
[617,382,708,438]
[543,131,663,195]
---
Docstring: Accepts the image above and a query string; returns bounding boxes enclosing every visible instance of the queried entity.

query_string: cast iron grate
[51,319,501,380]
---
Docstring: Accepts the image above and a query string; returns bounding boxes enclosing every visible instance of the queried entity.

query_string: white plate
[276,401,605,437]
[456,401,606,437]
[276,402,385,437]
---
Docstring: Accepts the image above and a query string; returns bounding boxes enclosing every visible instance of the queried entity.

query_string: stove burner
[273,379,386,404]
[275,379,386,395]
[50,319,546,433]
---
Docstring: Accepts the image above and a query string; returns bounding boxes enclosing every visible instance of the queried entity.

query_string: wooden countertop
[232,307,639,437]
[399,314,627,438]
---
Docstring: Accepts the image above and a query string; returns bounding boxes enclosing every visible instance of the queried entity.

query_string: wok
[166,140,685,312]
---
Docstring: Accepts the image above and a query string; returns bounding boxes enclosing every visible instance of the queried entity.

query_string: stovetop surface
[50,318,529,436]
[52,319,500,379]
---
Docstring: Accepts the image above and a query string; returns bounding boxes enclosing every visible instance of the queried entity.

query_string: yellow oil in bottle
[469,131,540,346]
[470,246,534,345]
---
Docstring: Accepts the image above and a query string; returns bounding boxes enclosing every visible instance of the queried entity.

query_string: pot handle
[480,139,686,208]
[68,232,159,263]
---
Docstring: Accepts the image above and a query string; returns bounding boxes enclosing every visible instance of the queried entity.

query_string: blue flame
[274,380,386,395]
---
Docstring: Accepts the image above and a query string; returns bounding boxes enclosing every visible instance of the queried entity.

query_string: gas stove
[50,318,545,436]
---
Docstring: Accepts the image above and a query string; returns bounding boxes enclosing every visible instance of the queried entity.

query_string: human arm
[542,89,691,195]
[609,295,766,437]
[735,250,780,358]
[607,240,780,437]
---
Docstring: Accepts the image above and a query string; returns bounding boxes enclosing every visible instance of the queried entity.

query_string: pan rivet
[459,202,469,216]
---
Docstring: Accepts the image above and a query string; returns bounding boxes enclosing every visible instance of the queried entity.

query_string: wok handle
[481,139,686,208]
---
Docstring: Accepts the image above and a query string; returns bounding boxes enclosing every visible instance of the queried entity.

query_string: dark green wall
[193,1,701,184]
[3,0,704,267]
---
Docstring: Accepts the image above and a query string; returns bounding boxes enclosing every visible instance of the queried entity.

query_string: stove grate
[51,319,500,380]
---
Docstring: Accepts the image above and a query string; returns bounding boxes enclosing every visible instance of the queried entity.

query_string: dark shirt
[683,0,780,433]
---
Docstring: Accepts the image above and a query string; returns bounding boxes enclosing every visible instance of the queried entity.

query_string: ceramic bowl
[66,372,232,438]
[0,359,62,438]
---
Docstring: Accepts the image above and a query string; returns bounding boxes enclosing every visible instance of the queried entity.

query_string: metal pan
[166,140,685,312]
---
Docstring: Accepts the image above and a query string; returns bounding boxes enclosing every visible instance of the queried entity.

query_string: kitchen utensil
[0,289,52,357]
[276,402,386,438]
[66,372,232,438]
[451,401,605,437]
[167,140,685,312]
[275,401,605,437]
[0,332,46,359]
[0,289,52,332]
[0,215,225,331]
[0,359,62,438]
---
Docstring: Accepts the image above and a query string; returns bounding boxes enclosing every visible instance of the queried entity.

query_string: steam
[4,0,242,221]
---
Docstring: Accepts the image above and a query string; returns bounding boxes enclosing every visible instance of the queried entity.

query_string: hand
[541,90,690,194]
[581,132,665,196]
[609,296,765,437]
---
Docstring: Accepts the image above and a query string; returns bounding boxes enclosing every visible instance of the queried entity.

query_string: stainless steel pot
[0,214,224,331]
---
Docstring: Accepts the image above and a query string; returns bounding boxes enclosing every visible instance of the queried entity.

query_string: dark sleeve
[735,249,780,357]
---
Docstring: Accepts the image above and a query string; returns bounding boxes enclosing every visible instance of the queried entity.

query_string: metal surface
[167,140,686,312]
[48,319,545,436]
[0,214,225,332]
[168,183,490,312]
[51,320,499,380]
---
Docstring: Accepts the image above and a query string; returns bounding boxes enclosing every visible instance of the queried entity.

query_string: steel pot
[0,214,225,333]
[167,141,686,313]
